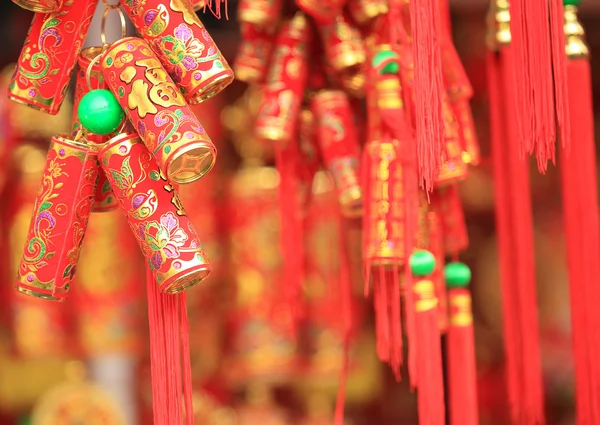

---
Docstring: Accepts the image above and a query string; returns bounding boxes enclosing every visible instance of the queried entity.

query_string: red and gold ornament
[120,0,234,103]
[254,12,311,146]
[98,133,212,293]
[9,0,99,114]
[102,37,217,185]
[15,135,97,300]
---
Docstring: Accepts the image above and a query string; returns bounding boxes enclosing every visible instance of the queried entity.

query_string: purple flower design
[137,121,146,138]
[143,212,189,271]
[171,24,204,71]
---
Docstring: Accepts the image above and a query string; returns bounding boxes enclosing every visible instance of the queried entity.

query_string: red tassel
[413,276,445,425]
[559,26,600,422]
[275,144,305,332]
[508,0,569,169]
[407,0,445,190]
[487,49,545,425]
[146,267,194,425]
[334,193,355,425]
[446,287,478,425]
[180,294,194,425]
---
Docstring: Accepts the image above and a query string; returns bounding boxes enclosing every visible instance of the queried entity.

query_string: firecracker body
[120,0,233,103]
[11,0,62,13]
[363,140,404,265]
[98,133,212,293]
[237,0,283,31]
[9,147,75,356]
[8,0,99,115]
[102,37,217,185]
[254,13,310,145]
[436,93,468,185]
[441,42,480,165]
[311,90,363,218]
[318,15,366,74]
[16,135,98,300]
[234,24,275,85]
[347,0,388,25]
[434,185,469,255]
[295,0,347,24]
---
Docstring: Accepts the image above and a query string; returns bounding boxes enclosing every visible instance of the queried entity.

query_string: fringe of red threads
[146,268,195,425]
[560,59,600,425]
[408,0,445,191]
[201,0,229,19]
[487,50,545,425]
[549,0,569,151]
[415,283,445,425]
[180,294,194,425]
[446,289,478,425]
[334,215,354,425]
[509,0,569,169]
[402,126,419,389]
[275,145,305,333]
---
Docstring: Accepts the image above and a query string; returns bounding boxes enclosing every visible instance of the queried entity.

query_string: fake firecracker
[8,0,233,423]
[232,0,599,424]
[6,0,599,424]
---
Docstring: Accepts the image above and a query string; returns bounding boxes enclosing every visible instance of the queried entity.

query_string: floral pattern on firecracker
[16,138,97,299]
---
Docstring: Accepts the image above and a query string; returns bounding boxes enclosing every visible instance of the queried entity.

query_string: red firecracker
[15,135,97,300]
[234,24,275,85]
[254,12,311,146]
[237,0,283,32]
[98,132,211,294]
[102,37,217,185]
[8,0,99,114]
[120,0,234,103]
[311,90,362,218]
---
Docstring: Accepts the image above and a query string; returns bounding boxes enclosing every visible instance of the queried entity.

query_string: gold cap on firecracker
[347,0,389,24]
[340,69,366,98]
[323,17,366,72]
[375,77,404,110]
[564,6,589,59]
[486,0,511,50]
[11,0,61,13]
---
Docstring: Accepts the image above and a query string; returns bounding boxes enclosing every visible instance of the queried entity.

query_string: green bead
[372,50,400,75]
[563,0,581,5]
[78,89,124,136]
[444,262,472,288]
[409,250,436,277]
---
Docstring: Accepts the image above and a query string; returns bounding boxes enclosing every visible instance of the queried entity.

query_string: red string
[560,59,600,425]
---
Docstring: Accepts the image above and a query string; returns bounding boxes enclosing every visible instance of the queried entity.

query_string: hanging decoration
[8,0,233,423]
[6,0,599,423]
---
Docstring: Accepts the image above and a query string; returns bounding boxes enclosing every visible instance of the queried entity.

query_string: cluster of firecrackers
[8,0,235,422]
[232,0,482,424]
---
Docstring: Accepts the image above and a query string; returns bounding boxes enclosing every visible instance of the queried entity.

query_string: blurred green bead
[444,262,471,288]
[563,0,582,5]
[78,89,124,136]
[372,50,400,75]
[409,250,436,276]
